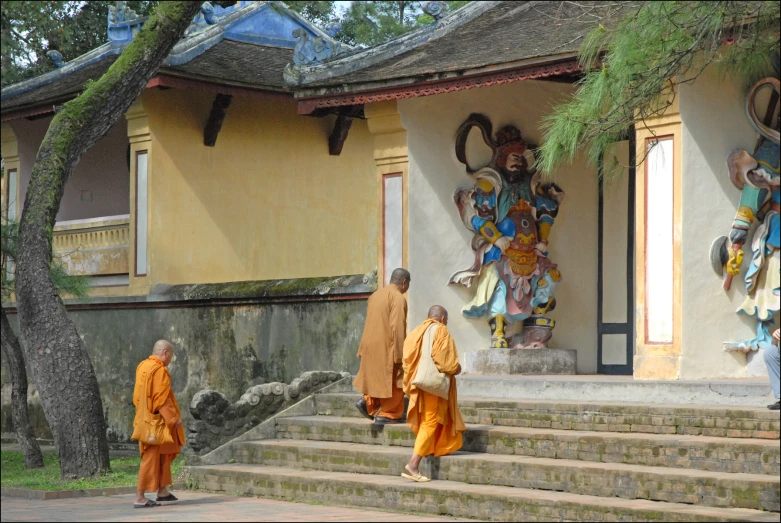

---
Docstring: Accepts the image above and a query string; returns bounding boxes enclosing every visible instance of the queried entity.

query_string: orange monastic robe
[132,356,186,492]
[402,319,466,457]
[353,284,408,418]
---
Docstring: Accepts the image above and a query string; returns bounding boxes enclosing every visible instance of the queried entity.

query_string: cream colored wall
[139,89,378,288]
[678,66,779,379]
[399,80,600,373]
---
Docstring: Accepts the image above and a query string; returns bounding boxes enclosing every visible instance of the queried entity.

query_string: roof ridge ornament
[107,1,145,44]
[290,28,343,67]
[46,50,65,68]
[422,1,446,21]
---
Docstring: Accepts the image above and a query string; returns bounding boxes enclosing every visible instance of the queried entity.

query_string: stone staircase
[185,383,780,521]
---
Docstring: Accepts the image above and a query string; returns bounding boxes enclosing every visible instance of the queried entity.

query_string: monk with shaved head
[353,268,411,424]
[401,305,465,482]
[131,340,185,508]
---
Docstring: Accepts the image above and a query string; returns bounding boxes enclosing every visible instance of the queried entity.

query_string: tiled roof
[170,39,293,89]
[291,1,631,91]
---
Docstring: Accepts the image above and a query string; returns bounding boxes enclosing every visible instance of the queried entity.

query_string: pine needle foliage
[537,1,781,181]
[1,220,90,302]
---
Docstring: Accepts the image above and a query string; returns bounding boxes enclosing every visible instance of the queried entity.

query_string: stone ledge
[462,348,577,375]
[2,271,378,310]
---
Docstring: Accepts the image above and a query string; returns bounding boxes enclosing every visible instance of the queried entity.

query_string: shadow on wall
[0,299,367,443]
[400,79,600,371]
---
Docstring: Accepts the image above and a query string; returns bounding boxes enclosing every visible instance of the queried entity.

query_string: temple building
[1,1,778,440]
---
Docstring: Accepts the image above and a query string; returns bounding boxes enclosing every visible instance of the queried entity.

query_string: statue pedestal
[461,348,577,375]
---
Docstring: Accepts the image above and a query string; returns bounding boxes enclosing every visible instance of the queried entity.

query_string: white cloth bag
[411,323,450,399]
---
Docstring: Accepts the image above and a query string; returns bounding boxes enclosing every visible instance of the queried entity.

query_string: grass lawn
[0,451,183,491]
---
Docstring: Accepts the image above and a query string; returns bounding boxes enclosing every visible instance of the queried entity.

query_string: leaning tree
[13,0,202,478]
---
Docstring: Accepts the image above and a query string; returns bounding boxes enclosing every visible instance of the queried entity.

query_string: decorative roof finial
[201,2,216,25]
[291,28,342,66]
[108,1,138,24]
[46,50,64,68]
[325,21,341,39]
[107,1,143,44]
[422,1,446,21]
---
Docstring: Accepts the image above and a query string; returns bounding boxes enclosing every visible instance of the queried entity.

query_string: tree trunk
[14,1,202,478]
[0,308,44,469]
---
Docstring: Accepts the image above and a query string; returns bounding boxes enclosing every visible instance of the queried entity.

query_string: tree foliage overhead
[1,1,156,87]
[537,1,781,179]
[337,1,470,47]
[1,0,474,86]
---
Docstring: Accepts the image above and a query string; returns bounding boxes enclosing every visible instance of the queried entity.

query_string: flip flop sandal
[134,499,160,508]
[156,494,178,502]
[401,472,431,483]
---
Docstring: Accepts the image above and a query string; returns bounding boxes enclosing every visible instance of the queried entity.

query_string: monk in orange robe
[353,268,411,424]
[132,340,186,508]
[401,305,466,482]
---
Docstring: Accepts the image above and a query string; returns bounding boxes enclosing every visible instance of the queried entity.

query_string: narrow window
[135,152,148,276]
[382,174,403,286]
[644,137,674,343]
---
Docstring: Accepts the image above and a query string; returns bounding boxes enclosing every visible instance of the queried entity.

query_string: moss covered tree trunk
[0,308,44,469]
[14,1,202,478]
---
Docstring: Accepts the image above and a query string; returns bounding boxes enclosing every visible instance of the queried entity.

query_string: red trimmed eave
[1,73,294,122]
[296,58,582,115]
[1,104,61,122]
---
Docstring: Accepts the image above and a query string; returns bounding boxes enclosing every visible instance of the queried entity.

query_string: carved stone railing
[52,215,130,277]
[187,371,350,454]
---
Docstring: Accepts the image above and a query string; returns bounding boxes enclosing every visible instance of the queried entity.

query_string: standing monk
[401,305,466,482]
[354,268,411,424]
[132,340,186,508]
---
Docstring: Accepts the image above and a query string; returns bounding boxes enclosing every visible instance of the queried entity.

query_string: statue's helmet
[473,168,503,220]
[494,125,528,173]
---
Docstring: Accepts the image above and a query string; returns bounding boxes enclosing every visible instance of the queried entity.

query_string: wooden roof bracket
[203,93,233,147]
[328,114,353,155]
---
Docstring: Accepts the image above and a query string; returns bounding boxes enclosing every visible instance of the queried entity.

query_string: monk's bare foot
[135,496,148,504]
[404,464,419,476]
[157,487,170,497]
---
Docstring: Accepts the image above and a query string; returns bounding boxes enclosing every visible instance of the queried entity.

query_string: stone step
[452,375,775,407]
[185,464,779,522]
[275,416,780,475]
[231,439,780,511]
[315,393,781,439]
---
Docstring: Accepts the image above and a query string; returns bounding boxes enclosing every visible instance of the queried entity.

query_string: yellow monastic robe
[353,284,408,399]
[132,356,186,492]
[402,319,466,457]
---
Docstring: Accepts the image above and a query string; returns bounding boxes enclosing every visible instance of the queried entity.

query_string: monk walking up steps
[353,268,411,424]
[402,305,466,482]
[132,340,186,508]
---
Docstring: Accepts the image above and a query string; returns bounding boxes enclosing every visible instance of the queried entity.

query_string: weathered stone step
[232,439,780,511]
[314,393,781,439]
[454,375,774,407]
[276,416,780,475]
[185,464,779,522]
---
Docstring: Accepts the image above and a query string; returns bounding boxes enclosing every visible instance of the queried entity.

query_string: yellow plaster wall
[399,80,601,373]
[138,89,378,288]
[633,96,683,380]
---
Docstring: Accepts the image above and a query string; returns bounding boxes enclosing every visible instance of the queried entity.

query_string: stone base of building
[461,348,577,375]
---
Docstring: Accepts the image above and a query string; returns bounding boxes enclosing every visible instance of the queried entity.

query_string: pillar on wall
[365,100,408,288]
[126,96,152,295]
[633,91,683,380]
[1,123,20,221]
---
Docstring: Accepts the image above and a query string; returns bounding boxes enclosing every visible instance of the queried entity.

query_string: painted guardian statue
[449,114,564,349]
[710,76,780,352]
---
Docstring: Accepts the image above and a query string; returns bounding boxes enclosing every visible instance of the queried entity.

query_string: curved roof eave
[283,0,508,88]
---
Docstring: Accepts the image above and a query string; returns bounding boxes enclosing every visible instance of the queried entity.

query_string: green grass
[0,451,183,491]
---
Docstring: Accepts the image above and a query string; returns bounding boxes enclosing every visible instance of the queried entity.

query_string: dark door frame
[597,129,636,375]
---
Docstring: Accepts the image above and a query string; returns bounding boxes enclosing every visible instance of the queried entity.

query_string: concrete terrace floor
[0,490,479,522]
